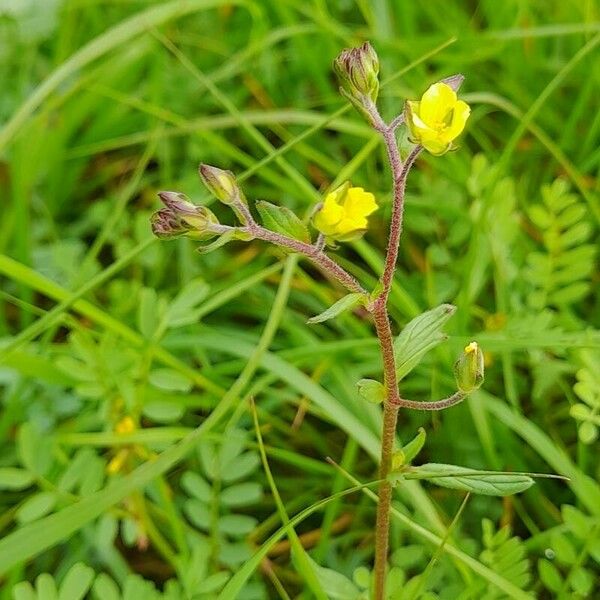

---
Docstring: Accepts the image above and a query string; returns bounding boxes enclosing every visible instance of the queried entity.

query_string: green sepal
[357,378,386,404]
[196,231,236,254]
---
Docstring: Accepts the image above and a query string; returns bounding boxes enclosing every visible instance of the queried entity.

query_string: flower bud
[151,208,189,239]
[333,42,380,117]
[198,164,243,205]
[152,192,220,240]
[454,341,485,393]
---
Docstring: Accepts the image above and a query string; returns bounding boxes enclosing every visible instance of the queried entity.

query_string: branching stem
[243,224,367,296]
[369,108,422,599]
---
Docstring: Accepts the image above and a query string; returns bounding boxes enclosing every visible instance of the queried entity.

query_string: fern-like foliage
[569,349,600,444]
[525,179,596,309]
[181,430,263,571]
[477,518,532,599]
[11,557,227,600]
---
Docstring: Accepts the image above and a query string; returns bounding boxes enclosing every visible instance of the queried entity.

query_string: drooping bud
[454,341,485,393]
[333,42,380,120]
[198,164,243,205]
[151,192,220,240]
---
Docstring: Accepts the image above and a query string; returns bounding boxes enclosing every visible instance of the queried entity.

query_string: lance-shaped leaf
[256,200,310,243]
[308,293,365,324]
[397,463,534,496]
[305,556,362,599]
[394,304,456,380]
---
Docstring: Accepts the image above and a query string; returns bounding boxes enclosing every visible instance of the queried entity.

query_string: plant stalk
[370,112,421,599]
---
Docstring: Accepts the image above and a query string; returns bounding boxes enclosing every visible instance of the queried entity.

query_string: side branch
[244,225,367,296]
[392,391,467,411]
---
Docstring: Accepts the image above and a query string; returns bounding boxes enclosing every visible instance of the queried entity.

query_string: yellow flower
[313,183,377,242]
[405,82,470,156]
[106,416,136,474]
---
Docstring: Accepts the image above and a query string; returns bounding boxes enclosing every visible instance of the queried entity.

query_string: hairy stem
[370,116,421,599]
[393,391,467,410]
[244,225,367,295]
[372,305,400,599]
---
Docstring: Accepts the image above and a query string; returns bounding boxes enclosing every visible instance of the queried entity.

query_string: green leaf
[307,293,364,324]
[305,556,362,599]
[57,449,95,493]
[12,582,36,600]
[184,499,210,531]
[402,463,534,496]
[256,200,310,242]
[221,483,262,507]
[148,368,192,392]
[195,572,229,594]
[16,491,57,523]
[357,378,385,404]
[142,400,185,424]
[571,567,594,596]
[0,467,34,490]
[578,421,598,444]
[137,287,160,338]
[551,533,577,565]
[218,515,257,536]
[181,471,211,503]
[35,573,59,600]
[393,304,456,380]
[166,278,210,327]
[538,558,562,592]
[58,562,94,600]
[221,452,260,484]
[91,574,120,600]
[17,423,53,476]
[400,427,427,465]
[561,505,591,540]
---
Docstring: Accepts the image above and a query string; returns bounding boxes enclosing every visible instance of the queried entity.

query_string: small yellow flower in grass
[115,416,135,435]
[405,82,470,156]
[313,183,377,242]
[106,416,136,474]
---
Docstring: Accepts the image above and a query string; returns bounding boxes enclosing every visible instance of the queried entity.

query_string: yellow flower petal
[446,100,470,140]
[419,83,456,127]
[344,187,377,219]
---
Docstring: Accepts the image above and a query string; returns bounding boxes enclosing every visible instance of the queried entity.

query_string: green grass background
[0,0,599,598]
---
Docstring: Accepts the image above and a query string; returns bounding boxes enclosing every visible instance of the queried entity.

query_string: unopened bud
[454,341,485,393]
[151,208,189,239]
[152,192,220,240]
[198,164,243,205]
[333,42,380,113]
